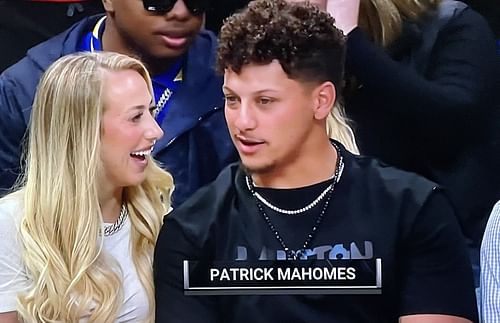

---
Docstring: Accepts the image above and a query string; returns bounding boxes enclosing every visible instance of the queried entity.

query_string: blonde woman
[0,52,173,322]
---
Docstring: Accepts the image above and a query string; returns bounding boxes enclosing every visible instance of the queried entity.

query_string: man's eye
[225,96,238,103]
[258,97,273,105]
[224,96,240,108]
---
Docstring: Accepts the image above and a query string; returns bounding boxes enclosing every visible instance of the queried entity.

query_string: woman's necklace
[103,203,128,236]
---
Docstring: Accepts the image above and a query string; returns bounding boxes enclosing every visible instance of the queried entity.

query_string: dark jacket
[462,0,500,37]
[344,1,500,245]
[0,15,238,206]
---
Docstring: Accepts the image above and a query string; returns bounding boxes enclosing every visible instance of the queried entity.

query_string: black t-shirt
[154,144,477,322]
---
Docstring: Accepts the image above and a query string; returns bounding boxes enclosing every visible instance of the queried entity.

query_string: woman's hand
[326,0,360,35]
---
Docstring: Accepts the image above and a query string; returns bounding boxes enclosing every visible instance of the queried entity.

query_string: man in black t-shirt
[153,1,477,322]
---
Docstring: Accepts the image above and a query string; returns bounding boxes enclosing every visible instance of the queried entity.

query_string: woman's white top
[0,195,149,322]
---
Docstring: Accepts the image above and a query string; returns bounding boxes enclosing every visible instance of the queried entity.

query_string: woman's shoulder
[0,192,24,229]
[0,191,29,314]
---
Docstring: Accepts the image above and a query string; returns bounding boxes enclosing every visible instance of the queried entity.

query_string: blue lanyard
[79,16,183,125]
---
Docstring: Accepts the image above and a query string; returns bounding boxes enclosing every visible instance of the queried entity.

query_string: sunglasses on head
[142,0,211,15]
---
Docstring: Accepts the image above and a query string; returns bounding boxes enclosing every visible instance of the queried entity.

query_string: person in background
[0,52,173,323]
[0,0,238,206]
[481,199,500,322]
[314,0,500,276]
[153,1,477,322]
[462,0,500,39]
[0,0,104,72]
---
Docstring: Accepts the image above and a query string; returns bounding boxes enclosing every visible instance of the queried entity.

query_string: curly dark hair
[216,0,346,87]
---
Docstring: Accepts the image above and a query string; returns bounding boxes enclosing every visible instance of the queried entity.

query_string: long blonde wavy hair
[326,102,359,154]
[15,52,173,322]
[359,0,441,47]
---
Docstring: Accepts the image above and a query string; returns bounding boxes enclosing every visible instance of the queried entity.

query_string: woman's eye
[132,113,143,122]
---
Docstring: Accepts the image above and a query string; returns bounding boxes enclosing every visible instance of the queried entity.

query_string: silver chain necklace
[247,142,343,260]
[246,150,343,215]
[103,203,128,236]
[153,87,173,117]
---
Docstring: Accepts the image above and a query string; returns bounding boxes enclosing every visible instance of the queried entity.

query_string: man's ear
[313,81,336,120]
[102,0,114,12]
